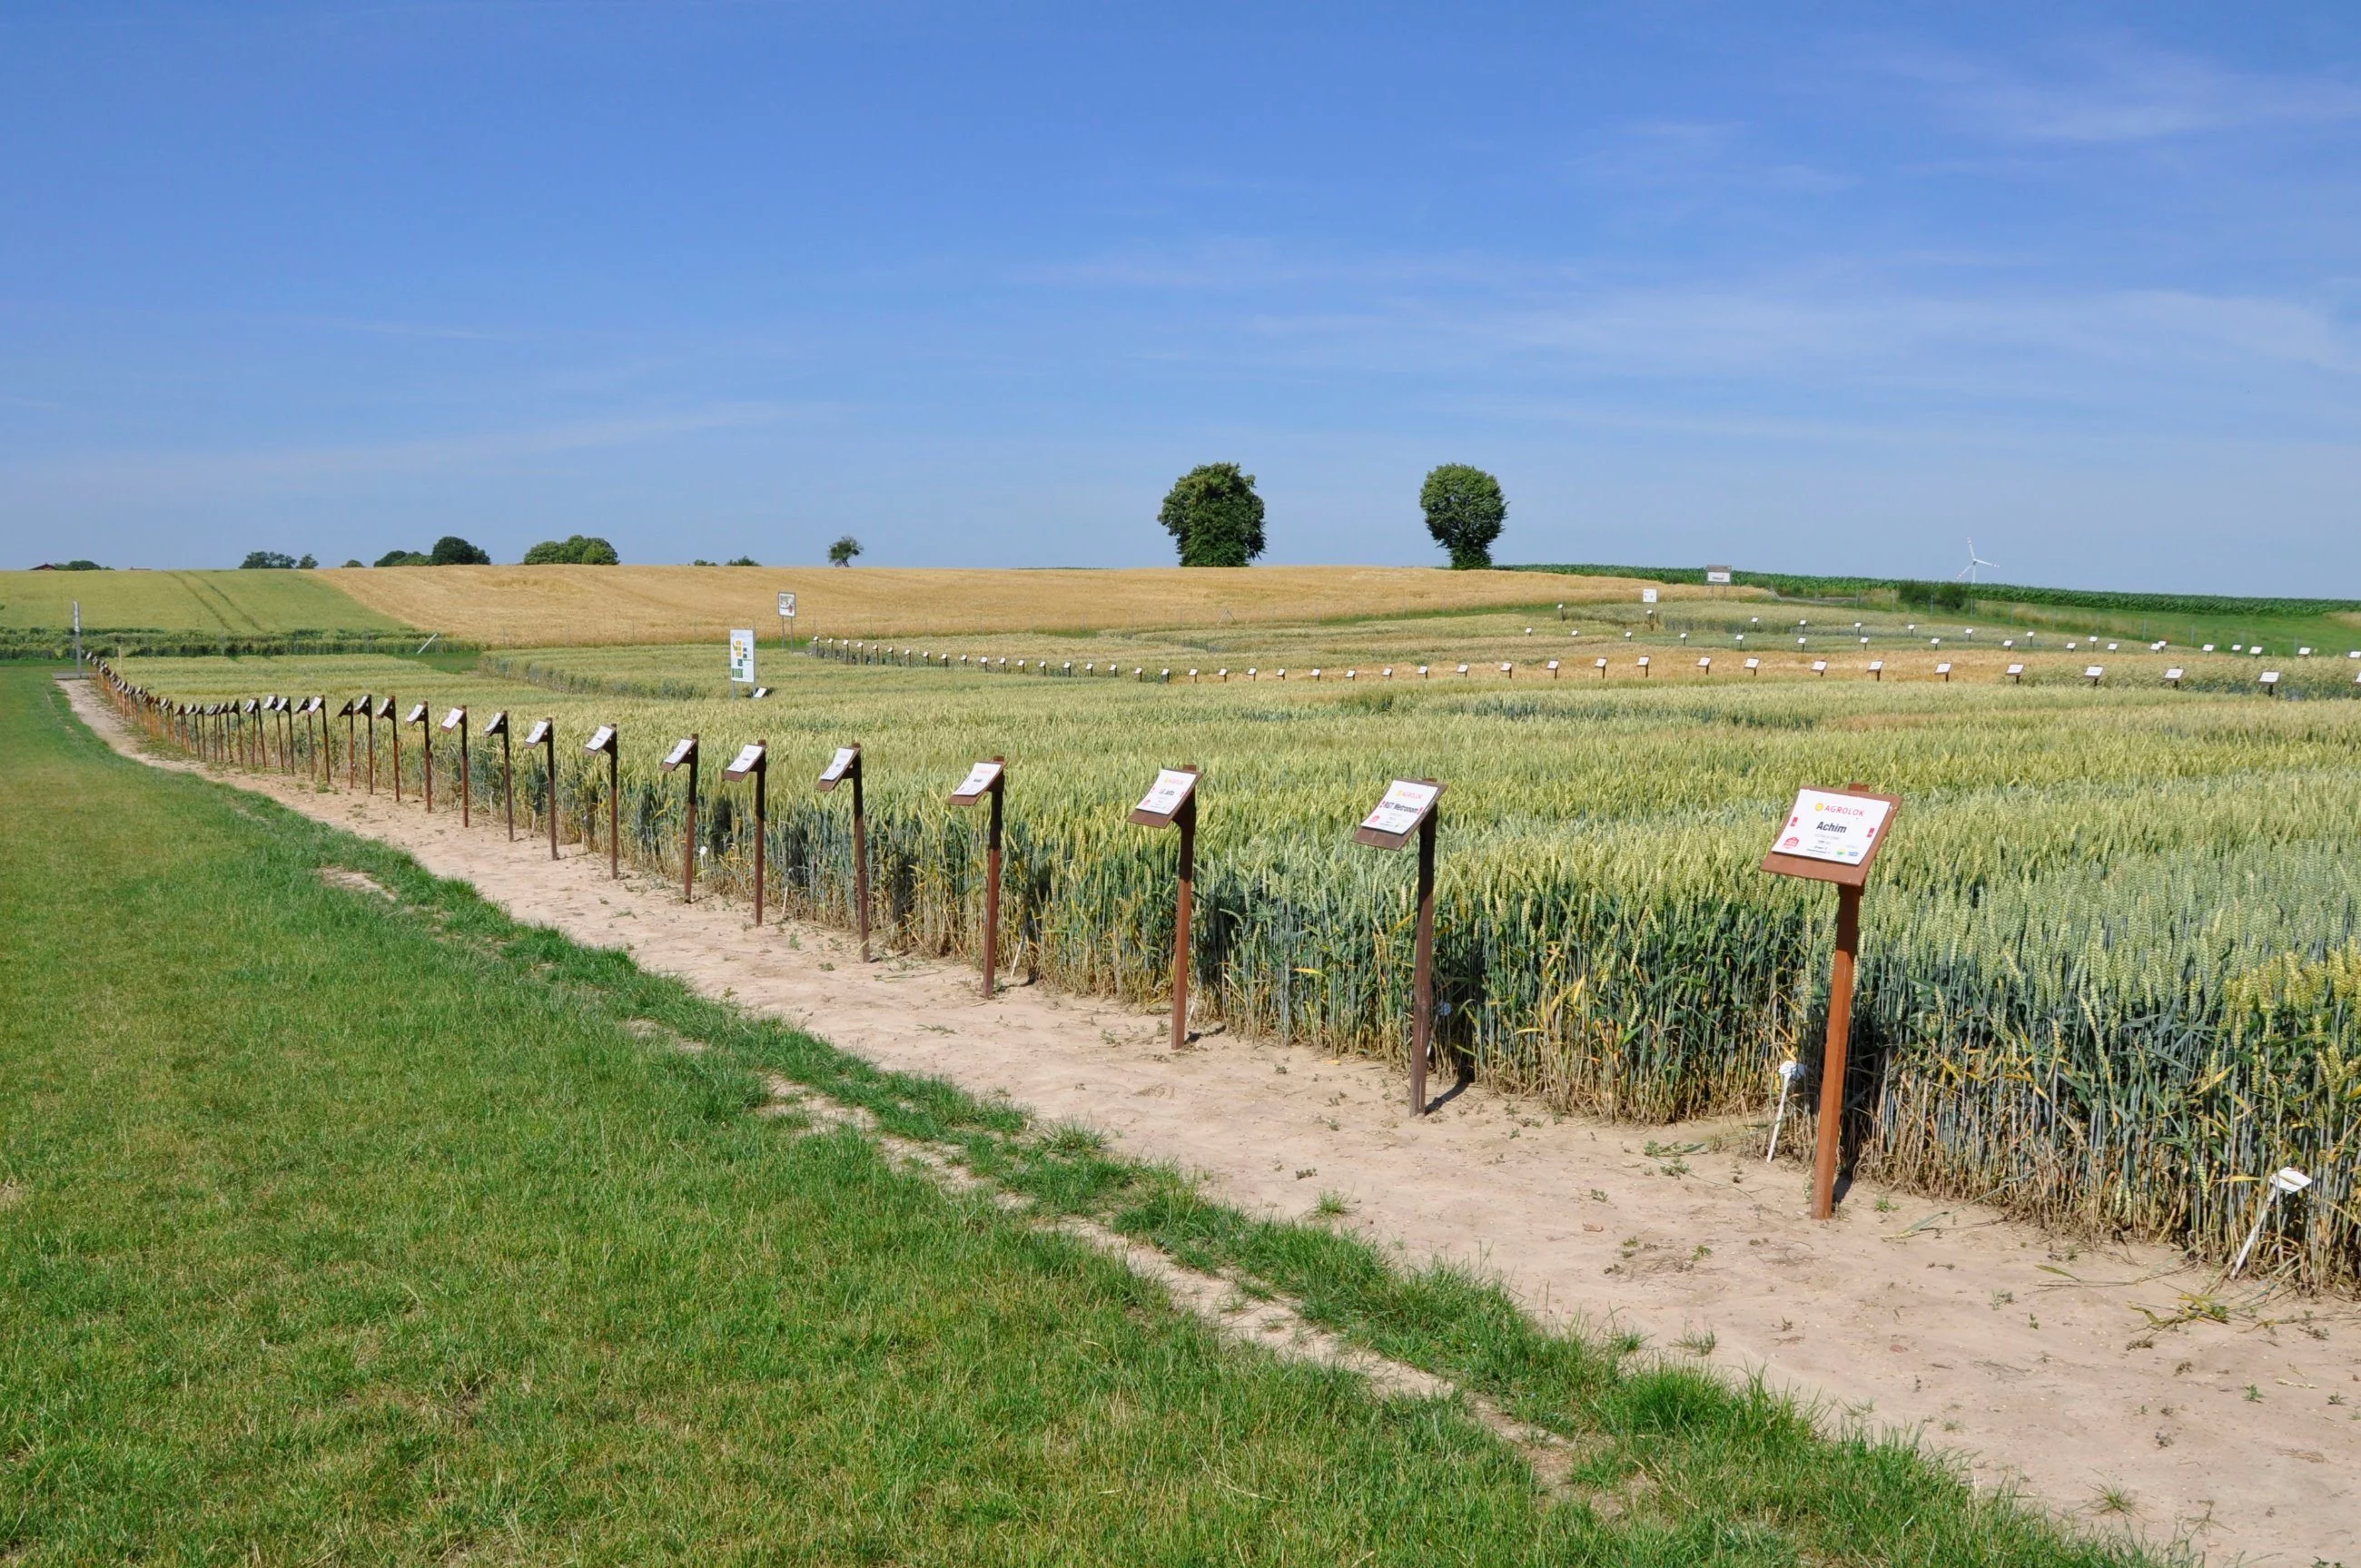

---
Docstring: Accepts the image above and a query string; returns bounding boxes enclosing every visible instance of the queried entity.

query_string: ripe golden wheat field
[322,564,1723,645]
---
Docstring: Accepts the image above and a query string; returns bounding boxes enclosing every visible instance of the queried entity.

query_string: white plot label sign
[777,592,796,618]
[1773,789,1894,868]
[1360,779,1440,839]
[951,760,1003,802]
[729,629,757,685]
[1133,767,1198,821]
[820,746,858,784]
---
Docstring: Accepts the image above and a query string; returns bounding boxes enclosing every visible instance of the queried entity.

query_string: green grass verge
[0,668,2158,1565]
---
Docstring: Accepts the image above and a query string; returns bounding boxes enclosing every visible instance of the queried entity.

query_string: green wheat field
[111,635,2361,1291]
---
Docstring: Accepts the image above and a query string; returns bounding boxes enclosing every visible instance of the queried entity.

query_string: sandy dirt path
[66,678,2359,1563]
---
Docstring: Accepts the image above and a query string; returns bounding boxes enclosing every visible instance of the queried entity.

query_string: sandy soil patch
[65,676,2359,1563]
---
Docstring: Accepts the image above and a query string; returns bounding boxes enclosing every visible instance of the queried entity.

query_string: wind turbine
[1956,537,1998,584]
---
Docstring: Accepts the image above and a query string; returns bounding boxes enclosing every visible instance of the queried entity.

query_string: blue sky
[3,2,2357,591]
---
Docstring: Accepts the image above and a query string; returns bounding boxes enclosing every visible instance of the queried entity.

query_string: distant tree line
[1896,579,1974,611]
[522,535,620,565]
[1156,461,1509,568]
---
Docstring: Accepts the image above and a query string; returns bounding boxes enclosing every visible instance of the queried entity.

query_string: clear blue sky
[4,2,2356,591]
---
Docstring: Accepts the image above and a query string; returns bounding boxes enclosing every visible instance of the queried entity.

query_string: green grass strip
[0,668,2161,1565]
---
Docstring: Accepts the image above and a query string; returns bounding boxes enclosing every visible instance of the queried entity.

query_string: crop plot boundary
[56,674,2361,1563]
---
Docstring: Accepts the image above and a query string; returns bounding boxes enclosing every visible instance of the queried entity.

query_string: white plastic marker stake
[2230,1168,2313,1278]
[1765,1060,1804,1163]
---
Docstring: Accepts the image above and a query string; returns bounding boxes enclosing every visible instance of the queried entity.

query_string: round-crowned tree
[1420,464,1506,569]
[430,535,492,566]
[1159,463,1266,567]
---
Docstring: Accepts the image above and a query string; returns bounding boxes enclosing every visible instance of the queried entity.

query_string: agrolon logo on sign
[1775,789,1893,867]
[1360,780,1439,837]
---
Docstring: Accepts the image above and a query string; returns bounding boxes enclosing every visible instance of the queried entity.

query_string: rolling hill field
[322,564,1723,645]
[0,568,411,636]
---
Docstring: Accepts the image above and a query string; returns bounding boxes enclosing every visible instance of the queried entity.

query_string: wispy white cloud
[1021,239,1555,294]
[1566,121,1854,196]
[1887,39,2361,146]
[1,401,829,503]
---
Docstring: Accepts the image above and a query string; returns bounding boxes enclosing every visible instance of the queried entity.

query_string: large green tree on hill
[522,535,620,565]
[1420,463,1506,569]
[1158,463,1266,567]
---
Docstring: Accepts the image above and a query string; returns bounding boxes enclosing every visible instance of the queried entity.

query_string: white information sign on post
[524,719,551,746]
[952,759,1004,802]
[586,725,616,754]
[1641,587,1660,605]
[729,629,756,685]
[820,745,859,784]
[1133,767,1199,821]
[777,592,796,618]
[1773,788,1895,868]
[440,706,465,732]
[1360,779,1441,839]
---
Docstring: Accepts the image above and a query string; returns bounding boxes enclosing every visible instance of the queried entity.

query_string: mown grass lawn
[0,668,2149,1565]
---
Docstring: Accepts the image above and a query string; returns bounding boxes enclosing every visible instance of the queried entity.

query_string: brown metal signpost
[815,745,869,958]
[725,741,769,925]
[525,719,556,859]
[1129,765,1201,1050]
[442,707,469,826]
[387,695,402,803]
[1356,778,1445,1115]
[662,735,699,902]
[1759,783,1902,1219]
[950,758,1006,997]
[341,699,359,786]
[484,712,513,839]
[409,703,432,811]
[585,725,619,878]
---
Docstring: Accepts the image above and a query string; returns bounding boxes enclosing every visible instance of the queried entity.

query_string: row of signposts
[93,658,1899,1223]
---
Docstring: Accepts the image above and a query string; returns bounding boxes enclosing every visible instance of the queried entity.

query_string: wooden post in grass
[816,745,868,958]
[951,758,1006,996]
[388,695,402,803]
[1130,765,1201,1050]
[526,719,556,859]
[1760,783,1902,1219]
[442,707,469,826]
[662,735,699,902]
[585,724,619,878]
[484,712,513,839]
[1356,778,1445,1115]
[725,741,769,925]
[343,699,359,787]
